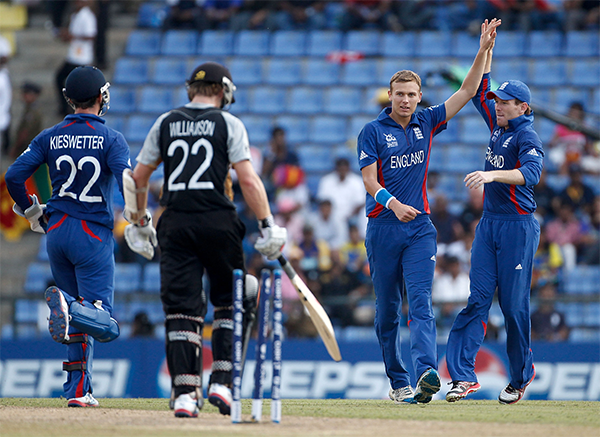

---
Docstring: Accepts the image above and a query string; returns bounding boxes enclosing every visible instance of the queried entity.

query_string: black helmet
[187,62,236,108]
[63,66,111,116]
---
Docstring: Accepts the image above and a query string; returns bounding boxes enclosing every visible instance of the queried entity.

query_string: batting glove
[254,215,287,260]
[124,210,158,260]
[13,194,47,234]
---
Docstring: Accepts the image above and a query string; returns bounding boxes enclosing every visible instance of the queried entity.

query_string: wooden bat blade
[278,256,342,362]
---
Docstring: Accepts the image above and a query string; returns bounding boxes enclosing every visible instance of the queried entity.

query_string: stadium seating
[152,58,188,85]
[309,116,347,144]
[114,263,143,294]
[228,58,263,85]
[125,29,161,56]
[113,57,150,84]
[306,30,343,56]
[452,32,480,58]
[248,86,287,115]
[288,86,324,114]
[493,31,526,57]
[568,59,600,87]
[526,31,562,58]
[161,30,197,56]
[24,262,53,294]
[564,31,599,57]
[323,87,362,115]
[108,86,137,114]
[562,266,600,294]
[142,262,160,294]
[303,59,341,86]
[270,30,306,56]
[274,115,310,144]
[264,58,302,85]
[344,30,381,56]
[416,31,452,57]
[124,115,157,143]
[340,59,379,86]
[528,59,566,87]
[234,30,270,56]
[297,145,336,174]
[243,115,272,144]
[380,31,415,57]
[137,86,173,115]
[198,30,234,56]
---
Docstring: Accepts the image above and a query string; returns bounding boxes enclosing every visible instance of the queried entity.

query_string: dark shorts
[156,208,246,315]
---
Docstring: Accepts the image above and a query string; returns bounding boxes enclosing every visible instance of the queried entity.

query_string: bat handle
[277,255,297,280]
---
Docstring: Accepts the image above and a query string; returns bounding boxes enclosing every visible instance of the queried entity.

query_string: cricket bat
[277,255,342,362]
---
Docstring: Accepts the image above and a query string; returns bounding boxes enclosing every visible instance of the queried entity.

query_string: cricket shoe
[414,368,441,404]
[45,286,70,343]
[68,393,99,408]
[208,383,232,416]
[173,392,200,418]
[498,368,536,405]
[446,381,481,402]
[389,386,416,404]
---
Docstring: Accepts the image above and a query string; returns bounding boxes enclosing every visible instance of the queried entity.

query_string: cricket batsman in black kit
[123,62,287,418]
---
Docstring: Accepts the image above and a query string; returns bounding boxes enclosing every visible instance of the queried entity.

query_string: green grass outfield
[1,398,598,437]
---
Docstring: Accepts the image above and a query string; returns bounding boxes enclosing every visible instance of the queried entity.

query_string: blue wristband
[374,188,395,209]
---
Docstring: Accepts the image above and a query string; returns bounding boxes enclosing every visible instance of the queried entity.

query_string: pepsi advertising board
[0,339,598,401]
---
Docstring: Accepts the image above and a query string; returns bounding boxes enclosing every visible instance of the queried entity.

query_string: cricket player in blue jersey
[357,19,501,405]
[445,48,544,405]
[5,66,131,407]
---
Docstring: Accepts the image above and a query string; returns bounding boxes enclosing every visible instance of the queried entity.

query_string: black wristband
[259,215,275,229]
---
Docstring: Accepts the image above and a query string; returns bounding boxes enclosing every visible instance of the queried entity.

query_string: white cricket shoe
[208,383,232,415]
[68,393,99,408]
[45,286,70,343]
[173,392,199,418]
[498,367,536,405]
[389,386,416,404]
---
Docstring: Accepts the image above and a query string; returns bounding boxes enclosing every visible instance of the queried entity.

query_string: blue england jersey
[357,105,447,219]
[6,114,131,229]
[472,73,544,215]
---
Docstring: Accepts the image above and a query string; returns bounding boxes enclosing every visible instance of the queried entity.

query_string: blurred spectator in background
[0,35,12,155]
[261,126,299,197]
[9,82,43,160]
[564,0,600,30]
[317,156,366,241]
[532,228,563,292]
[430,194,464,245]
[557,164,595,217]
[531,282,570,341]
[272,162,310,216]
[459,184,484,233]
[391,0,437,31]
[204,0,243,29]
[533,169,559,223]
[547,102,589,174]
[579,195,600,265]
[162,0,205,29]
[230,0,278,30]
[46,0,69,34]
[340,0,400,31]
[545,200,588,270]
[274,197,305,246]
[306,198,345,253]
[54,0,97,116]
[131,311,155,337]
[94,0,110,69]
[277,1,329,30]
[432,255,470,330]
[295,223,333,292]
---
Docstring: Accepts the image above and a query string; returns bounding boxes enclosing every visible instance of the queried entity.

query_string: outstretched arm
[445,18,501,121]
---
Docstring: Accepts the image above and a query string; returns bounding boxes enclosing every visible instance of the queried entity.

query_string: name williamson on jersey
[169,120,216,138]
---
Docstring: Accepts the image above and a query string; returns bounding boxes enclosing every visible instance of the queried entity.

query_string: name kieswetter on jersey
[50,135,105,150]
[390,150,425,169]
[486,146,505,169]
[169,120,216,138]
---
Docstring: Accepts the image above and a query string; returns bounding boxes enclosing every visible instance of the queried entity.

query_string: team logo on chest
[491,129,501,142]
[502,135,513,148]
[413,127,424,139]
[384,133,398,148]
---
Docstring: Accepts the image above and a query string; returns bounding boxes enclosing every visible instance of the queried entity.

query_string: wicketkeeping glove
[13,194,47,234]
[124,210,158,260]
[254,215,287,260]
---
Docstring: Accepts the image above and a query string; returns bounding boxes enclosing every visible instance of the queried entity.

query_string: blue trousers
[46,213,115,398]
[366,215,438,389]
[446,213,539,389]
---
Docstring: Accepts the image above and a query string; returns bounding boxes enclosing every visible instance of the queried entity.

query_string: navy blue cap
[487,80,531,105]
[63,66,107,101]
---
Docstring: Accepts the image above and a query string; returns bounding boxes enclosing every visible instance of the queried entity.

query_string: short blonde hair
[390,70,422,92]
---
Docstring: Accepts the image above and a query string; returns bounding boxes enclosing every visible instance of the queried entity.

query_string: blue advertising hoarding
[1,339,598,401]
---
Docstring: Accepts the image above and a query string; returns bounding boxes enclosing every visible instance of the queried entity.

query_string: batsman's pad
[211,308,234,386]
[69,299,120,343]
[166,314,204,398]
